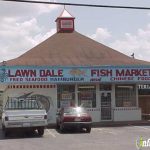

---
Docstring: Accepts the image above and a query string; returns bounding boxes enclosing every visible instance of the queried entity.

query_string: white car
[2,97,48,137]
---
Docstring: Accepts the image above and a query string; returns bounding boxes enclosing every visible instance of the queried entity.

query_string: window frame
[57,84,75,108]
[115,84,136,107]
[78,84,96,108]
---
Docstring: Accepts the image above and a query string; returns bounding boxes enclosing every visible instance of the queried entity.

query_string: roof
[57,9,74,19]
[5,31,150,66]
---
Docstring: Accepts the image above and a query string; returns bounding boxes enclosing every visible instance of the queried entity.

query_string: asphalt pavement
[0,123,150,150]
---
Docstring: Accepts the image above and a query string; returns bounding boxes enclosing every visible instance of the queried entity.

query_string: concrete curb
[92,120,150,127]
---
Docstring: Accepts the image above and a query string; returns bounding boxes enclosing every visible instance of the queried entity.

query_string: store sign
[0,65,150,83]
[79,92,94,100]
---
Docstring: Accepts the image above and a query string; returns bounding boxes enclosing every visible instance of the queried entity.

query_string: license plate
[23,123,30,127]
[75,118,81,121]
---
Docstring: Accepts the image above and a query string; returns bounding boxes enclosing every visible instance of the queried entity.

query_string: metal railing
[5,97,42,110]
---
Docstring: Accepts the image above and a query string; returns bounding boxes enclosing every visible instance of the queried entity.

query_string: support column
[96,83,100,108]
[75,83,78,106]
[111,84,116,108]
[111,84,116,121]
[96,84,100,122]
[136,84,139,107]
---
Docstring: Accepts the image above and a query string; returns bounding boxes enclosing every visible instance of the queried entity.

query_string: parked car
[2,97,48,137]
[56,107,92,133]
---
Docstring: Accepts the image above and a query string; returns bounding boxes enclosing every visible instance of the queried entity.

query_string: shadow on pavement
[0,129,42,140]
[55,128,90,134]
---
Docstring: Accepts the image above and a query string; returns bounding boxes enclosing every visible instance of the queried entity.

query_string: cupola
[55,9,75,33]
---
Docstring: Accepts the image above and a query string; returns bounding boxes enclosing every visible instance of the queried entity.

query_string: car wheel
[56,122,59,129]
[60,124,64,133]
[38,127,44,136]
[2,124,5,131]
[86,127,91,133]
[28,129,35,135]
[3,129,9,137]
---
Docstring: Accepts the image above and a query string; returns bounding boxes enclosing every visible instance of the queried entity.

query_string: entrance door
[100,92,112,120]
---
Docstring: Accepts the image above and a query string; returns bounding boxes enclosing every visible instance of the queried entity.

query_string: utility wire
[1,0,150,10]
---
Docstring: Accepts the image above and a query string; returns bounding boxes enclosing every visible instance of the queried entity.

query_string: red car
[56,107,92,133]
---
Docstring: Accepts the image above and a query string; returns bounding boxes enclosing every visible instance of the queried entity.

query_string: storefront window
[100,84,112,91]
[57,85,75,108]
[138,84,150,95]
[115,85,136,107]
[78,85,96,108]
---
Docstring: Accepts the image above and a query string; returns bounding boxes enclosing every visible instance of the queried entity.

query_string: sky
[0,0,150,62]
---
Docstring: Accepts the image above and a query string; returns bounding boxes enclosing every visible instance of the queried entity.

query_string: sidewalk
[92,120,150,127]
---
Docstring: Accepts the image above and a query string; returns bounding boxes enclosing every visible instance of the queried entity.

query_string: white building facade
[1,65,148,124]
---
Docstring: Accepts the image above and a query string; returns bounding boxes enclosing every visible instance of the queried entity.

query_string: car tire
[3,129,9,137]
[56,122,59,129]
[86,127,91,133]
[60,124,64,133]
[38,127,44,136]
[2,124,5,131]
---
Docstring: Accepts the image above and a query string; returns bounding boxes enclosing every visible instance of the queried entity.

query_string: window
[57,85,75,108]
[100,84,112,91]
[78,85,96,108]
[5,98,42,110]
[138,84,150,95]
[115,85,136,107]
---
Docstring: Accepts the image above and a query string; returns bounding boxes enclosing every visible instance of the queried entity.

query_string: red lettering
[116,69,124,76]
[58,69,63,76]
[40,69,63,77]
[91,69,112,77]
[8,69,36,77]
[91,70,97,77]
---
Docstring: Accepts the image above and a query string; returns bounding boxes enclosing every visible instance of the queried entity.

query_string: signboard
[0,65,150,83]
[61,93,72,100]
[79,92,94,100]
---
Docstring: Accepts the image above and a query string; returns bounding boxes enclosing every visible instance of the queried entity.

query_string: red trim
[7,84,56,89]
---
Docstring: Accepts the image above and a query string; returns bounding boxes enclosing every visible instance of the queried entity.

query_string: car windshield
[64,107,87,115]
[5,98,43,110]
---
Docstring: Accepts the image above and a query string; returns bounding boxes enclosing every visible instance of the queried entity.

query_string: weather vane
[131,53,135,59]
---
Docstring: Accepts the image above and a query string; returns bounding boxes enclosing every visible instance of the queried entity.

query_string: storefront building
[0,9,150,124]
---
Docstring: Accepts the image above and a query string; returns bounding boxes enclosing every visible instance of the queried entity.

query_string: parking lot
[0,123,150,150]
